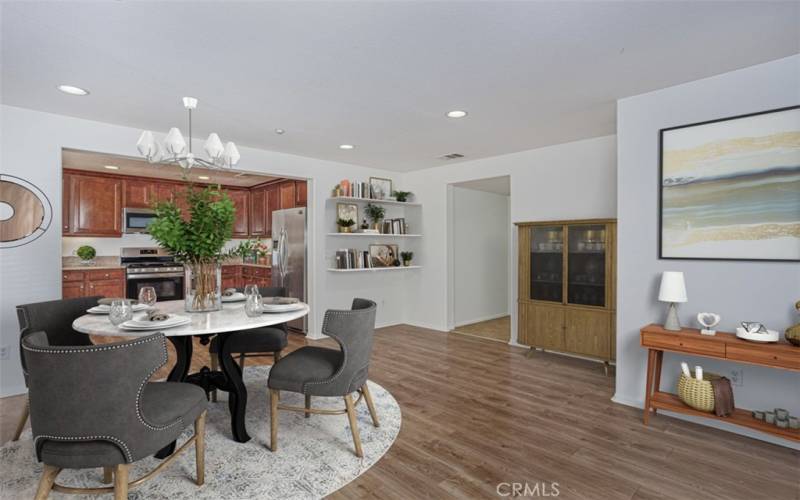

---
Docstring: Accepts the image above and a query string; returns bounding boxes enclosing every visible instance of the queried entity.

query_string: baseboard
[454,312,509,328]
[401,321,448,333]
[0,385,28,398]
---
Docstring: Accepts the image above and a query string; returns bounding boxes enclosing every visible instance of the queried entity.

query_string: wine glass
[244,283,259,297]
[109,300,133,326]
[244,293,263,318]
[138,286,157,308]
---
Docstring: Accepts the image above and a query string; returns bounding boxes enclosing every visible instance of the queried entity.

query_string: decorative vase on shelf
[786,300,800,347]
[403,260,411,267]
[338,225,353,233]
[184,262,222,312]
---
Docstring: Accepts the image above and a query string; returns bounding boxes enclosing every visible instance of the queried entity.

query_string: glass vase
[184,262,222,312]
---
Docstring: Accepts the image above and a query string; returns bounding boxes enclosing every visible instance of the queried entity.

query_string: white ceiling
[453,176,510,196]
[2,2,799,172]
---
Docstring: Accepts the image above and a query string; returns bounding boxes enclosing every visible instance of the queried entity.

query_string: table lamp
[658,271,687,331]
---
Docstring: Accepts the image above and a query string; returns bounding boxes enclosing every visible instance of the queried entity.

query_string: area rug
[0,366,401,499]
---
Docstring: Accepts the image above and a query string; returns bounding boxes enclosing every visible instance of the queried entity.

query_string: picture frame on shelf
[336,202,358,224]
[369,243,399,267]
[369,177,393,200]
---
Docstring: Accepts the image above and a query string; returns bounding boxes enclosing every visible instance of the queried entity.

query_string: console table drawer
[641,332,725,357]
[727,344,800,370]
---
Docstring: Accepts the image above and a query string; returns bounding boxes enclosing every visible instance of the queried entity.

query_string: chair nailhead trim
[22,335,161,354]
[34,434,133,463]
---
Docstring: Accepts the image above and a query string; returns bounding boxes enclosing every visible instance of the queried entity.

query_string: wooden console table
[640,324,800,442]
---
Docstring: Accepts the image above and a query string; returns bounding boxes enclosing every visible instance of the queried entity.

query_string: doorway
[447,176,511,343]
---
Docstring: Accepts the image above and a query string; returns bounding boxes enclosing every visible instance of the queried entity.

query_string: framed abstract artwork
[659,105,800,261]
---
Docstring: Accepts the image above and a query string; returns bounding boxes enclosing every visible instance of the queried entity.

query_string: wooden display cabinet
[517,219,616,368]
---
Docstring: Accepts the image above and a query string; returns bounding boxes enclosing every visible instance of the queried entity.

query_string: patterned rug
[0,366,401,499]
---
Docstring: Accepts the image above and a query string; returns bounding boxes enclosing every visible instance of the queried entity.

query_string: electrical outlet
[730,368,744,387]
[0,345,9,361]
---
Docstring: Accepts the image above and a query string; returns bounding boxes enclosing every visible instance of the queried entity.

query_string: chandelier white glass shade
[136,97,240,171]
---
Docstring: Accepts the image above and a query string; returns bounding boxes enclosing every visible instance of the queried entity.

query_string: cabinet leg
[652,350,663,416]
[643,349,655,425]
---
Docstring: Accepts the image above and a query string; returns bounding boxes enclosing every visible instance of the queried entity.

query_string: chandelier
[136,97,240,171]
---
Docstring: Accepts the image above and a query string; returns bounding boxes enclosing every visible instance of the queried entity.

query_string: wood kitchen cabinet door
[228,189,250,237]
[62,174,72,234]
[529,303,565,351]
[266,185,279,235]
[564,309,610,359]
[62,281,85,299]
[279,181,296,209]
[70,174,122,236]
[124,179,154,208]
[249,187,267,236]
[295,181,307,207]
[154,183,175,203]
[87,280,125,298]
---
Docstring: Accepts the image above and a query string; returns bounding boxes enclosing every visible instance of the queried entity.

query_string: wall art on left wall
[0,174,53,248]
[659,105,800,261]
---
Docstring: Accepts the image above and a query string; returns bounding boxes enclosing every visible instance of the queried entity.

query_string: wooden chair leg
[12,399,29,441]
[195,411,206,486]
[210,355,218,402]
[269,388,279,452]
[344,393,363,458]
[113,464,129,500]
[34,464,60,500]
[304,394,311,418]
[361,383,380,427]
[238,353,246,370]
[102,466,113,484]
[273,350,282,363]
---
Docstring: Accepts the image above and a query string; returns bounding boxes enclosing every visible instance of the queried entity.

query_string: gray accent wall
[615,55,800,448]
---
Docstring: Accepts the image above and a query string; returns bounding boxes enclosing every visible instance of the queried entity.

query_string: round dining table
[73,299,310,454]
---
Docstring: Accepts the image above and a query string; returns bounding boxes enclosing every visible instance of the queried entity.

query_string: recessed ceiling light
[198,175,210,180]
[103,165,119,170]
[446,110,468,118]
[339,144,355,150]
[275,128,285,135]
[57,84,90,96]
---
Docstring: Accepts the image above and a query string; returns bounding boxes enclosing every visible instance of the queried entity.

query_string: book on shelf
[340,179,373,199]
[380,217,407,235]
[335,248,374,269]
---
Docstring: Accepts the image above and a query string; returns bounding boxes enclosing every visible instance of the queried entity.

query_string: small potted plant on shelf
[150,185,235,312]
[393,190,413,203]
[76,245,96,266]
[400,251,413,267]
[337,218,355,233]
[365,203,385,232]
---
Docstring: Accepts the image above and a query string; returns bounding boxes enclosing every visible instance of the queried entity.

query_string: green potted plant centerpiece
[393,190,413,203]
[149,185,235,312]
[365,203,385,232]
[337,218,355,233]
[76,245,96,266]
[400,251,413,267]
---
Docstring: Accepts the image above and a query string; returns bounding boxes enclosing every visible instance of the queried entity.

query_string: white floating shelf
[327,196,421,207]
[326,233,422,238]
[327,266,422,272]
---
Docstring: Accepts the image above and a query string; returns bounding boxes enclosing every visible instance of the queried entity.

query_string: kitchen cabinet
[68,174,122,236]
[227,189,250,237]
[242,265,271,288]
[62,281,86,299]
[249,187,268,236]
[124,179,154,208]
[267,185,279,235]
[62,174,72,234]
[279,181,296,209]
[295,180,307,207]
[222,265,241,290]
[154,182,176,203]
[62,268,125,299]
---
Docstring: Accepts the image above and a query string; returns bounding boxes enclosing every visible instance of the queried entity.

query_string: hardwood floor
[451,315,511,342]
[2,325,798,499]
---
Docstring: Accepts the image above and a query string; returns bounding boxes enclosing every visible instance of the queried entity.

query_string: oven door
[126,273,184,301]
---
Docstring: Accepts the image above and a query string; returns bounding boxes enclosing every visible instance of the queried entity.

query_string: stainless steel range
[121,247,184,301]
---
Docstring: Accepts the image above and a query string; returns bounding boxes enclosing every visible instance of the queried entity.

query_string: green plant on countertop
[365,203,385,223]
[400,251,413,266]
[228,239,270,261]
[393,190,413,202]
[149,184,235,309]
[76,245,96,262]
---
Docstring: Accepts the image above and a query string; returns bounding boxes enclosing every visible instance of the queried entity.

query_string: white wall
[403,135,617,342]
[0,105,409,396]
[452,186,510,326]
[616,55,800,448]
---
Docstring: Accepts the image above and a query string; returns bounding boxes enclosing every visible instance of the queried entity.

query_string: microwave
[123,208,157,234]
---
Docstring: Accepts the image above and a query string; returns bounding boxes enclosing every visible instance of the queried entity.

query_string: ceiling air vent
[439,153,465,160]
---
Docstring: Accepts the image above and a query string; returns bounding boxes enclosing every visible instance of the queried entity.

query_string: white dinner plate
[221,292,247,303]
[87,304,150,315]
[119,315,191,330]
[262,303,306,313]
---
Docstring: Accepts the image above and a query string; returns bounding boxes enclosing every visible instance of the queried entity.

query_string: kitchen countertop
[63,265,126,271]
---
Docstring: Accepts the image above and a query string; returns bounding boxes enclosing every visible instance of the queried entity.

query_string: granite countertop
[63,265,126,271]
[62,256,124,271]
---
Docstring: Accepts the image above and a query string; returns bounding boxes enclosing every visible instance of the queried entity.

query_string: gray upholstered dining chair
[208,286,288,401]
[267,298,378,457]
[13,296,103,441]
[22,331,207,500]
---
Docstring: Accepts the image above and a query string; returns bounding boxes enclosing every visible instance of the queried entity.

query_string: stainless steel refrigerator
[272,207,307,332]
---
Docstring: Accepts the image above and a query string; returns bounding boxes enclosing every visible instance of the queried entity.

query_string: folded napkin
[147,310,170,322]
[98,298,138,306]
[263,297,299,305]
[223,288,238,297]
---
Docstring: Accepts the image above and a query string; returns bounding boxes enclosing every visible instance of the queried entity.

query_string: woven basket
[677,373,719,413]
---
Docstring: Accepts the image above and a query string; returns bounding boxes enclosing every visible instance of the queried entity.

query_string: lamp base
[664,302,681,331]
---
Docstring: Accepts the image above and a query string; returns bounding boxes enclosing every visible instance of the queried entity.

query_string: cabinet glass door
[567,225,606,307]
[530,226,563,302]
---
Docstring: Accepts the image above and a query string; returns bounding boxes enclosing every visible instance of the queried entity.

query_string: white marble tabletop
[73,299,310,337]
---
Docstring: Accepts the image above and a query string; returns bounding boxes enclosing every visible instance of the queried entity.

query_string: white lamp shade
[658,271,687,303]
[164,127,186,156]
[136,130,156,158]
[204,133,224,159]
[221,141,240,166]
